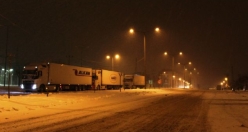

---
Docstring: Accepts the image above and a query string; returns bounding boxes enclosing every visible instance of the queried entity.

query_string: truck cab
[20,64,47,92]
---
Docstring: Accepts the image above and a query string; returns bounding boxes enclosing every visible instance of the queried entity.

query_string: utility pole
[8,54,14,99]
[4,26,9,87]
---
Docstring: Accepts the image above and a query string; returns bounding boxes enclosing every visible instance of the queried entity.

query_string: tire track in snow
[0,94,160,132]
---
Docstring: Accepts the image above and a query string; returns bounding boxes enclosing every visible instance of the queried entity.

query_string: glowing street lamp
[129,27,160,89]
[155,27,160,32]
[225,77,228,87]
[106,54,120,71]
[164,51,183,88]
[178,61,192,89]
[164,51,183,75]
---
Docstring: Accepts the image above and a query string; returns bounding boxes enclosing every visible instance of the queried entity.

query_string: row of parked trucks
[20,62,145,92]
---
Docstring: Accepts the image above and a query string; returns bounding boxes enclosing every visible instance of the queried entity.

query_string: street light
[129,27,160,89]
[164,51,183,74]
[155,27,160,32]
[164,51,183,88]
[184,66,199,89]
[106,54,120,71]
[178,61,192,89]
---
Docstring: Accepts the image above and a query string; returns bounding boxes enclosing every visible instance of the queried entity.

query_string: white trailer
[92,69,124,90]
[124,74,145,89]
[20,62,92,92]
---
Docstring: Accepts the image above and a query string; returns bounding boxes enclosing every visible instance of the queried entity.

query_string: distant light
[164,52,167,55]
[106,55,110,59]
[115,54,120,59]
[2,68,4,71]
[9,69,13,72]
[155,27,160,32]
[179,52,183,55]
[129,28,134,33]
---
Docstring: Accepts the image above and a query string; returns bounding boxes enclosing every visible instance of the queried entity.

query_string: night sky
[1,0,248,88]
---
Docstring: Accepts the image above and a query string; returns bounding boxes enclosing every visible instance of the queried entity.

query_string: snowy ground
[0,87,248,132]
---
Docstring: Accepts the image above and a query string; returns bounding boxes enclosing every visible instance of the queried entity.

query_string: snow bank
[0,89,168,123]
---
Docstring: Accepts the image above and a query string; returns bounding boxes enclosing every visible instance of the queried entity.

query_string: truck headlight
[20,84,24,89]
[32,84,37,89]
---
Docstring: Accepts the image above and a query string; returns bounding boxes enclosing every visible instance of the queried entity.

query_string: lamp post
[225,77,228,89]
[106,54,120,71]
[178,78,182,88]
[0,25,9,87]
[189,68,199,88]
[164,51,183,88]
[129,29,146,80]
[178,61,192,89]
[129,27,160,89]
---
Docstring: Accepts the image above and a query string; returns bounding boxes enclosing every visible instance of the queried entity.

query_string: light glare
[129,28,134,33]
[155,27,160,32]
[115,54,119,59]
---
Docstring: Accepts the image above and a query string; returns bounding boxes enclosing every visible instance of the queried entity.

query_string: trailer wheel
[79,86,82,91]
[78,86,81,91]
[75,86,79,91]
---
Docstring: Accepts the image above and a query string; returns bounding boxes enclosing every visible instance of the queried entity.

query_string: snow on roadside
[0,89,168,123]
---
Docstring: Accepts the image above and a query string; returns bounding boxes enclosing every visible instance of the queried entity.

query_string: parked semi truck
[92,69,124,90]
[20,62,92,92]
[124,74,145,88]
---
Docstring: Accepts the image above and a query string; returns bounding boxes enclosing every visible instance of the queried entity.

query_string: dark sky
[1,0,248,88]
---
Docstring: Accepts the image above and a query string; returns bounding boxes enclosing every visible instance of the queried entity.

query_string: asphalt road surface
[1,89,248,132]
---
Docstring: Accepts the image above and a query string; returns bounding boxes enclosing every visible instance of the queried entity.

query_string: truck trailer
[93,69,124,90]
[20,62,92,92]
[124,74,145,89]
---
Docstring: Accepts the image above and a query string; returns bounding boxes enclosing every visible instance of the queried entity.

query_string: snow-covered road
[1,89,248,132]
